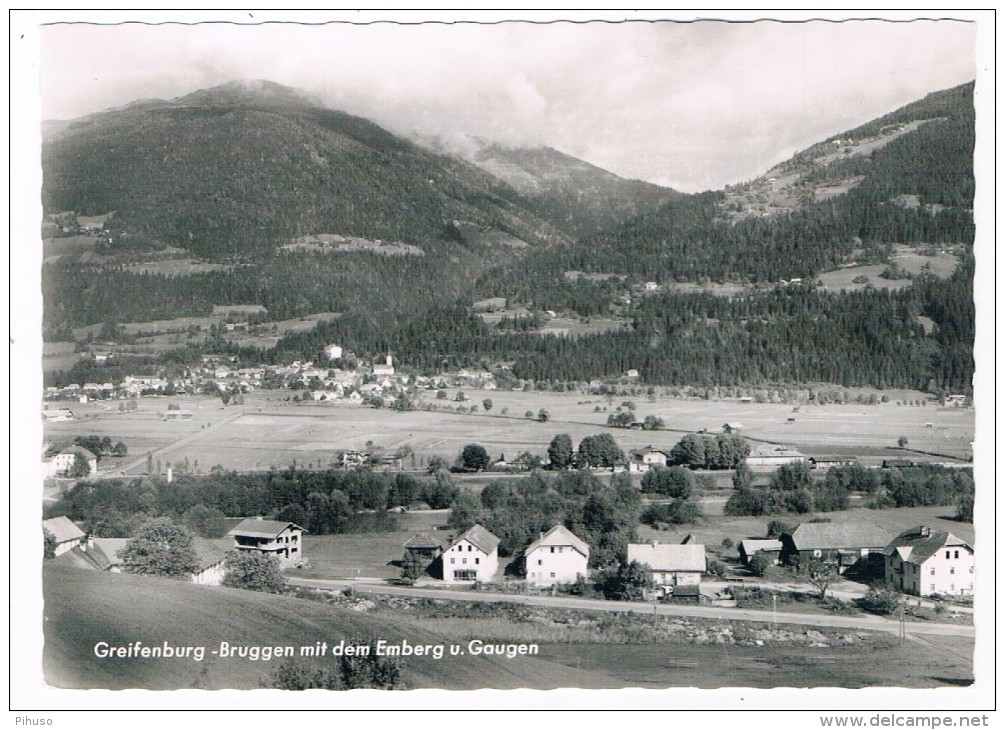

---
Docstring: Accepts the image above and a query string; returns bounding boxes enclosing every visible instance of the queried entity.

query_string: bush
[857,585,904,616]
[268,636,402,690]
[223,551,287,593]
[748,554,770,577]
[706,559,726,578]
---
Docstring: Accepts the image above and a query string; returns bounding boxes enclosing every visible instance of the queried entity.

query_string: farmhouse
[402,533,443,562]
[45,446,98,477]
[627,539,707,587]
[883,526,974,597]
[628,446,670,474]
[746,445,806,469]
[525,525,590,587]
[42,516,87,556]
[443,524,500,583]
[808,455,858,470]
[722,422,744,434]
[737,539,783,566]
[780,522,891,574]
[162,409,194,421]
[228,519,306,568]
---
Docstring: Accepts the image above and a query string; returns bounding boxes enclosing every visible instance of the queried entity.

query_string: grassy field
[43,387,974,477]
[817,245,959,293]
[42,563,609,691]
[42,563,973,691]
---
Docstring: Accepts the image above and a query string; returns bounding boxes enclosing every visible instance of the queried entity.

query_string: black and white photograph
[11,9,994,718]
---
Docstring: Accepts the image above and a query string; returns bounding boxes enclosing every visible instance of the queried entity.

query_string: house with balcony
[228,519,306,568]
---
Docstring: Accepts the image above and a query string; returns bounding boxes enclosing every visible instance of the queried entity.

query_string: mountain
[489,82,975,287]
[42,80,573,256]
[462,141,681,238]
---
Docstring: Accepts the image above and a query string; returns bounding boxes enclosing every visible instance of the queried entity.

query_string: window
[462,558,467,565]
[950,567,955,575]
[970,566,974,573]
[550,573,555,578]
[930,584,935,592]
[930,568,936,576]
[450,558,455,564]
[550,547,555,553]
[945,551,950,559]
[475,558,479,565]
[468,545,472,551]
[537,559,542,566]
[954,550,959,559]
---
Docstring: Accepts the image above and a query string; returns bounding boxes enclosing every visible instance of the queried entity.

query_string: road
[287,577,974,638]
[102,408,247,477]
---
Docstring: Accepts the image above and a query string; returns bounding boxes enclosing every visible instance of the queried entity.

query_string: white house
[228,519,306,568]
[373,354,395,376]
[884,526,974,597]
[627,540,707,587]
[42,516,87,556]
[525,525,590,587]
[46,446,98,477]
[746,445,806,469]
[628,446,670,474]
[442,524,500,583]
[325,344,344,360]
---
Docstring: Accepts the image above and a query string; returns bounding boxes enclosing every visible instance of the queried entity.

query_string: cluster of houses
[42,350,505,411]
[44,508,974,601]
[43,516,307,586]
[627,441,854,474]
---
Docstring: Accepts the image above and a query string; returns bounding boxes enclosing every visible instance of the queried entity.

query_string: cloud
[39,18,976,191]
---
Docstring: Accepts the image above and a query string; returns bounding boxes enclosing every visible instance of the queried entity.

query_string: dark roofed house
[403,533,443,561]
[228,518,306,568]
[780,522,891,574]
[883,526,974,597]
[737,539,783,566]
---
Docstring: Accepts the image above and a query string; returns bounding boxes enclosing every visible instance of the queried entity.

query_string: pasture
[43,387,974,478]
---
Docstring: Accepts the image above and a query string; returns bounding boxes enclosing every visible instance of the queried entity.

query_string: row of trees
[43,466,464,539]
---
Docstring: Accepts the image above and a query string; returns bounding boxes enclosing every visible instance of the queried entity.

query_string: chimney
[920,526,930,537]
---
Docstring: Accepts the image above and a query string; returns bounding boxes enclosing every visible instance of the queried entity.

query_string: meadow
[43,386,974,478]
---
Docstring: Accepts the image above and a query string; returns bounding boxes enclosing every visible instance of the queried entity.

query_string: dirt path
[287,578,974,638]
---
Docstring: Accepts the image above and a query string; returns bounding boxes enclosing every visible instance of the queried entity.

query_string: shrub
[748,554,770,577]
[857,585,904,616]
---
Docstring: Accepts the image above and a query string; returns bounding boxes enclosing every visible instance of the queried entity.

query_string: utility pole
[773,593,777,626]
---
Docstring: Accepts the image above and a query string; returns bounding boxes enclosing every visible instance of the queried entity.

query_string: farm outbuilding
[737,539,783,566]
[627,540,706,587]
[780,523,891,574]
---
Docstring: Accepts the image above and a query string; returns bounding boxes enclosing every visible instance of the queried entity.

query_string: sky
[35,12,978,192]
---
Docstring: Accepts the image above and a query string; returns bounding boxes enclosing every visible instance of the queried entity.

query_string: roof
[403,533,442,550]
[451,524,500,555]
[738,539,783,554]
[723,422,744,428]
[59,446,97,461]
[883,526,973,565]
[628,542,707,572]
[91,538,130,567]
[630,446,669,459]
[526,525,590,558]
[42,516,86,544]
[228,519,306,539]
[749,445,805,458]
[190,536,228,571]
[786,522,891,551]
